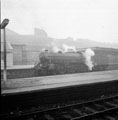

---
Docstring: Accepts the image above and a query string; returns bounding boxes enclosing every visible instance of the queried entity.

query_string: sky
[1,0,118,43]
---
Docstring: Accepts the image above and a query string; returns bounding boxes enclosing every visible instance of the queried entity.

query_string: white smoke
[62,44,77,52]
[83,48,95,71]
[51,42,77,53]
[41,48,47,52]
[51,42,62,53]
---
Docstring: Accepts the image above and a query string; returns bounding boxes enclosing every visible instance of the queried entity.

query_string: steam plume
[62,44,77,52]
[83,48,95,70]
[51,42,62,53]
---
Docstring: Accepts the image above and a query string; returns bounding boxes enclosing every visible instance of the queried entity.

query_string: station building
[1,28,53,66]
[1,30,13,68]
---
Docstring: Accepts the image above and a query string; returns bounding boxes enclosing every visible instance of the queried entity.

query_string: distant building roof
[1,41,13,52]
[4,28,52,47]
[1,30,13,52]
[6,28,19,35]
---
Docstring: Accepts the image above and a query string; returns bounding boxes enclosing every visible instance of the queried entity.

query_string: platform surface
[1,70,118,94]
[1,65,34,70]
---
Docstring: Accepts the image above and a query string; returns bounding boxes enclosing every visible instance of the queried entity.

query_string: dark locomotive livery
[34,47,118,76]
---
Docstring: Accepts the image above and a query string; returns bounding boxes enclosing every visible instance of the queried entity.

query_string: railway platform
[1,65,34,70]
[1,65,34,79]
[1,70,118,94]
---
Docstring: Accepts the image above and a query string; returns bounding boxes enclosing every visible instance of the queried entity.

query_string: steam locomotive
[34,47,118,76]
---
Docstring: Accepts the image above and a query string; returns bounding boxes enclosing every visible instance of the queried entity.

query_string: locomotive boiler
[34,47,118,76]
[34,51,88,76]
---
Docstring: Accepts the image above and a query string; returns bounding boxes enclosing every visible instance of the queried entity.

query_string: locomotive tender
[34,47,118,76]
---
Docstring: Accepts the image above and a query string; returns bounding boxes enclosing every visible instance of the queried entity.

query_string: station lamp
[0,18,9,82]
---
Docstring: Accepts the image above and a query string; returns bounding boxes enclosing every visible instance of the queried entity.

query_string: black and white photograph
[1,0,118,119]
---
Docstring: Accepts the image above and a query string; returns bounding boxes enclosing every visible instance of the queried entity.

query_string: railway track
[1,94,118,120]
